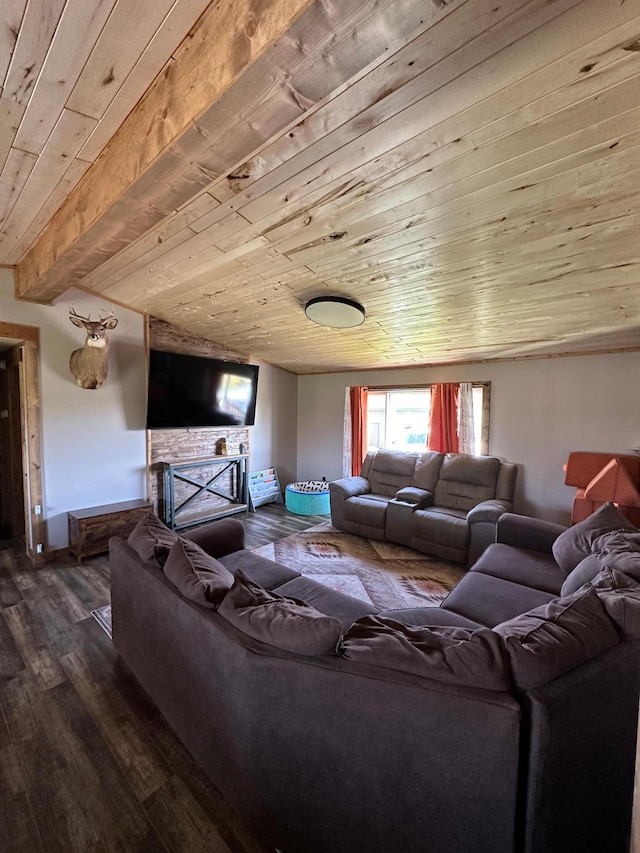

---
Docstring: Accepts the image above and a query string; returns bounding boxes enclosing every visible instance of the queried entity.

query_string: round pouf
[285,480,331,515]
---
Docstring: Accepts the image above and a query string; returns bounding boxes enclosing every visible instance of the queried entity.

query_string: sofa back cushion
[127,511,178,568]
[433,454,501,512]
[412,451,445,491]
[163,537,234,608]
[218,571,342,656]
[494,587,619,690]
[341,615,510,691]
[367,450,419,497]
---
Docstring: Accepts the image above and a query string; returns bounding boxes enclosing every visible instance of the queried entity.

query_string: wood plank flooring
[0,504,327,852]
[240,502,329,549]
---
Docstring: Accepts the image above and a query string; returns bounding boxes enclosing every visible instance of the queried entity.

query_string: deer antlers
[69,305,91,324]
[69,305,116,324]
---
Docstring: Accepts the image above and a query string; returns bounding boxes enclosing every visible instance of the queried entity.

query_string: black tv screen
[146,349,259,429]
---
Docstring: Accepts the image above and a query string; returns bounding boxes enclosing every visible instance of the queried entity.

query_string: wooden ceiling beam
[14,0,315,304]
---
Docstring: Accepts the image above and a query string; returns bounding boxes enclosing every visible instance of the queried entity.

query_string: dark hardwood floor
[0,504,327,852]
[240,502,329,549]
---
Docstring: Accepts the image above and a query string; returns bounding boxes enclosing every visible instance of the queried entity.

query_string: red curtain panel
[350,386,368,476]
[428,383,460,453]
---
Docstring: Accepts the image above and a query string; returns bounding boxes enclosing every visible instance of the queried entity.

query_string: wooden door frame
[0,321,45,566]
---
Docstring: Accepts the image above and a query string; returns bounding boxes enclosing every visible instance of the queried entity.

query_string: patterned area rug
[253,522,466,610]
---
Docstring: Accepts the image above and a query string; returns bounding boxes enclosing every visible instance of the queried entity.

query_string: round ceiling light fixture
[304,296,366,329]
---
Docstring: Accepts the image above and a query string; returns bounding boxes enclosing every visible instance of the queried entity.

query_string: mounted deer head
[69,306,118,389]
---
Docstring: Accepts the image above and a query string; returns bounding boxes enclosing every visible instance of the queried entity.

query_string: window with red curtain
[350,386,368,475]
[427,383,460,453]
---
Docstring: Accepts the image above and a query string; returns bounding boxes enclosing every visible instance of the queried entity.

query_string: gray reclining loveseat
[330,449,517,565]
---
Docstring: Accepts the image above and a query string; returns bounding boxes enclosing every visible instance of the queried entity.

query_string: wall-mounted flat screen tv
[146,349,259,429]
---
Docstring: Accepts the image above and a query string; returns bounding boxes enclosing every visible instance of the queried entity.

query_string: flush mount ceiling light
[304,296,366,328]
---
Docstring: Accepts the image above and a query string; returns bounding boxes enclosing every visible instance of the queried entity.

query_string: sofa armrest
[467,499,512,525]
[496,513,568,553]
[182,517,245,557]
[330,477,371,499]
[395,487,433,508]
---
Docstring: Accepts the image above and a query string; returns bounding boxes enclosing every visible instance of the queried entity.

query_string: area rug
[253,522,465,610]
[91,604,112,638]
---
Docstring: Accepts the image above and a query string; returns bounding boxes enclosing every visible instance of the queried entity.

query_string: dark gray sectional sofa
[110,504,640,853]
[330,449,517,564]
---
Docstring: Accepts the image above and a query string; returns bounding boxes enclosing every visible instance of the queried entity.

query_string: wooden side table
[68,498,152,562]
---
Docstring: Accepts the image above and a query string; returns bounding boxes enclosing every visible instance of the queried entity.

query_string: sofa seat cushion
[378,607,484,630]
[470,543,565,596]
[343,494,389,527]
[218,550,300,590]
[441,572,556,628]
[127,511,178,568]
[218,572,342,656]
[277,576,377,630]
[412,507,469,550]
[411,508,470,563]
[552,502,638,573]
[494,587,620,690]
[163,537,234,608]
[341,615,510,691]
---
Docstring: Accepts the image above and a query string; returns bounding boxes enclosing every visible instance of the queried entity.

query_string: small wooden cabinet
[68,499,152,562]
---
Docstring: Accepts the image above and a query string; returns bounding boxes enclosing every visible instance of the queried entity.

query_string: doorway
[0,344,26,541]
[0,322,44,566]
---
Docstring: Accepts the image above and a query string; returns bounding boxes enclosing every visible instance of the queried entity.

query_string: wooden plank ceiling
[2,0,640,374]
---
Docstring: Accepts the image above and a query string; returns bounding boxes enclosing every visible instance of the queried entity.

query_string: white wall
[0,270,147,549]
[251,360,298,488]
[297,352,640,525]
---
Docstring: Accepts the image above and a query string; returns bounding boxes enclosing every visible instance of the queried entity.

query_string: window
[367,384,489,455]
[367,389,430,452]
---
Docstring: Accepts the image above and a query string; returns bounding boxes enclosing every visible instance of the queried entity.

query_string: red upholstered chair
[564,451,640,526]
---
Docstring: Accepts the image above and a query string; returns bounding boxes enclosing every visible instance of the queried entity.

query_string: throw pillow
[163,537,234,608]
[494,587,619,691]
[340,616,509,691]
[591,566,640,640]
[552,502,637,574]
[218,571,342,656]
[127,511,178,568]
[590,530,640,582]
[560,554,604,597]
